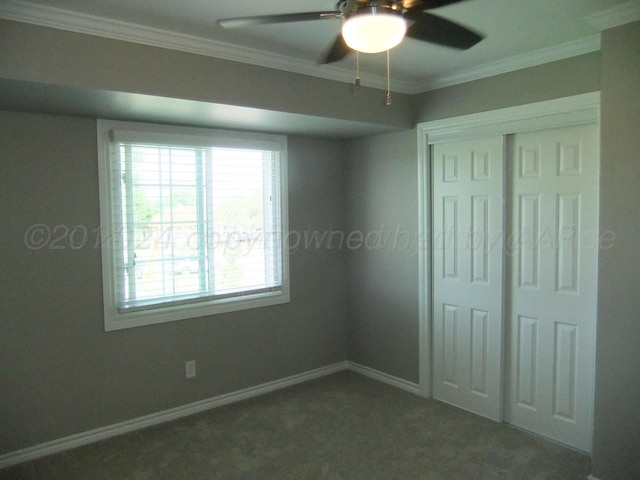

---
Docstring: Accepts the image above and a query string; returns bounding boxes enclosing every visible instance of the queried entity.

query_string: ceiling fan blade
[405,12,483,50]
[218,11,340,29]
[318,35,352,65]
[405,0,468,9]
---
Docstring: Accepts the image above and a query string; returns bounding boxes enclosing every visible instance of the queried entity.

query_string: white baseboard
[587,475,602,480]
[0,360,422,470]
[347,361,422,396]
[0,361,349,469]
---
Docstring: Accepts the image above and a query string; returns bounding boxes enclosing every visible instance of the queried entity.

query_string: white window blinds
[98,121,289,330]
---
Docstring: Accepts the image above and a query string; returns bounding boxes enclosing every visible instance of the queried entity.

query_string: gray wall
[1,13,639,480]
[345,129,420,382]
[0,19,411,131]
[591,21,640,480]
[0,111,348,454]
[413,52,601,122]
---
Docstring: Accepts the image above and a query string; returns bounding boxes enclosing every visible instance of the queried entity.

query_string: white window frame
[97,120,290,331]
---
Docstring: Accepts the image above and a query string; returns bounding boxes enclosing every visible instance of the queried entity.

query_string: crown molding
[586,1,640,31]
[0,0,607,96]
[411,35,601,93]
[0,0,416,93]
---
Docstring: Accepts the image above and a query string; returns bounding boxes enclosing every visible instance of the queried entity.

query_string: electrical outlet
[185,360,196,379]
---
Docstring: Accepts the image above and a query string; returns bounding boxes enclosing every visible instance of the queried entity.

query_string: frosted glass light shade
[342,12,407,54]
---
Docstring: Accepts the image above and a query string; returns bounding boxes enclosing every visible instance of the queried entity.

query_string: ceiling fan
[218,0,484,65]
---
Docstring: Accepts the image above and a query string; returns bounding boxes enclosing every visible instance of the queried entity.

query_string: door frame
[416,92,601,399]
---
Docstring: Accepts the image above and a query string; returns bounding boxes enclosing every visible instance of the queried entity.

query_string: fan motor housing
[340,0,404,15]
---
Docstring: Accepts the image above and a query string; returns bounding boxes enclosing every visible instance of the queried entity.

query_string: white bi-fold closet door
[432,124,598,452]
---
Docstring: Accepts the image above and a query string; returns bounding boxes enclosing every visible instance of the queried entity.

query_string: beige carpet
[1,371,590,479]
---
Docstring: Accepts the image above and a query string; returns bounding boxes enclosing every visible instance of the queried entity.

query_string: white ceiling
[1,0,638,93]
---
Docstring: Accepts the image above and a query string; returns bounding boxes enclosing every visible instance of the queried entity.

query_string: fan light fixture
[217,0,485,103]
[341,7,407,54]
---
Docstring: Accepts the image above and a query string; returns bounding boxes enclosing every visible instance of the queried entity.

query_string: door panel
[505,124,598,452]
[432,136,505,420]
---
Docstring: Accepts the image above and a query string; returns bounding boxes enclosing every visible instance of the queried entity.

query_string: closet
[421,95,600,453]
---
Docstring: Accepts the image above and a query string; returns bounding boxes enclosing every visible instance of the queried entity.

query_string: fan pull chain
[386,49,392,106]
[354,50,361,93]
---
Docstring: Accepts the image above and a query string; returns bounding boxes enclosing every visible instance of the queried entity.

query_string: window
[98,120,289,331]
